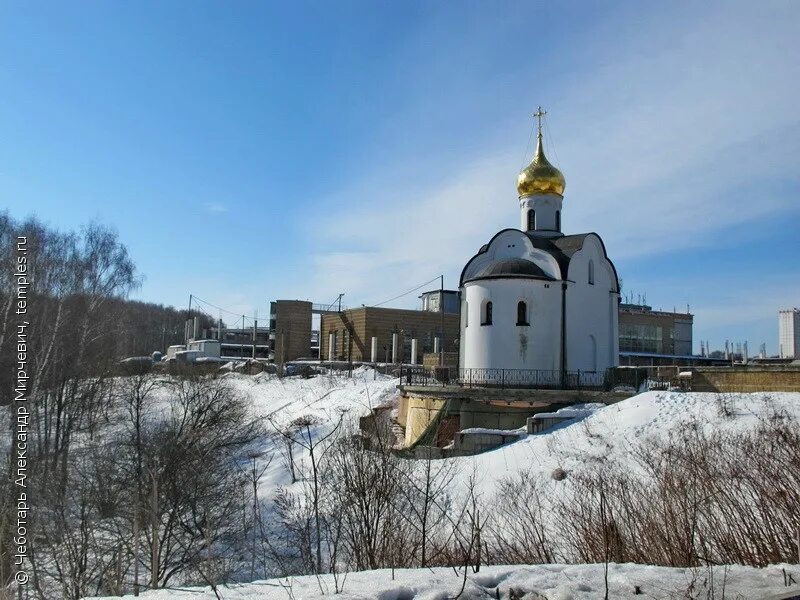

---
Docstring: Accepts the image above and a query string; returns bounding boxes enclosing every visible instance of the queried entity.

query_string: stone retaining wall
[690,366,800,392]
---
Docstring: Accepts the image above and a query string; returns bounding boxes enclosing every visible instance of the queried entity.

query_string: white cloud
[307,2,800,314]
[203,202,228,214]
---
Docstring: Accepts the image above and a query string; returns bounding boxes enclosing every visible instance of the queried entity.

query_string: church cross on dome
[532,106,547,136]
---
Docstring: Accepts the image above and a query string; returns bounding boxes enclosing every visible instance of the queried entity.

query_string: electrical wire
[364,276,442,309]
[191,273,442,324]
[520,119,535,169]
[190,294,268,324]
[543,115,562,169]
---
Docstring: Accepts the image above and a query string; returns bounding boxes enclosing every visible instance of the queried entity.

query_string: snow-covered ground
[215,371,800,544]
[218,366,399,496]
[83,373,800,600]
[87,561,800,599]
[211,371,800,502]
[455,390,800,496]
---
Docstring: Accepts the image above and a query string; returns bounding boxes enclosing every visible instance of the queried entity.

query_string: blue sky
[2,1,799,354]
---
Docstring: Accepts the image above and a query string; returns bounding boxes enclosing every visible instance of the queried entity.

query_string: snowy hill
[79,373,800,600]
[456,390,800,495]
[227,369,800,503]
[86,561,799,599]
[217,367,399,496]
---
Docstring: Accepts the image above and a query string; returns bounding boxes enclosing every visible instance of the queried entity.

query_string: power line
[192,272,442,325]
[543,115,562,169]
[520,119,535,169]
[364,276,442,309]
[190,294,268,324]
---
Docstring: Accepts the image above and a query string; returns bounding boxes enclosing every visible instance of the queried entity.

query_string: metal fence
[400,366,609,391]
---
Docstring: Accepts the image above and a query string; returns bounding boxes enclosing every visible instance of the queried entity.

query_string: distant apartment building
[779,308,800,359]
[618,303,695,366]
[320,290,460,364]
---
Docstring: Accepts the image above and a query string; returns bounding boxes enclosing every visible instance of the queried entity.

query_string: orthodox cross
[533,106,547,136]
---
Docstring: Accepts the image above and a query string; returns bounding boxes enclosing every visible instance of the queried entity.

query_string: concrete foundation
[397,385,633,449]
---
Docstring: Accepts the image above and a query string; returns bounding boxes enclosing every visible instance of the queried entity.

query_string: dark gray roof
[459,229,619,291]
[522,233,590,280]
[551,234,591,256]
[463,257,555,284]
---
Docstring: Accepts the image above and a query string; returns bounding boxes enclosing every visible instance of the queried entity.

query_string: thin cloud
[307,2,800,322]
[203,202,228,214]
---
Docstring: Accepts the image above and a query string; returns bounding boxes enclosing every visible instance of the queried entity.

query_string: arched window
[464,301,469,327]
[527,209,536,231]
[588,260,595,285]
[555,210,561,231]
[482,301,493,326]
[516,301,529,326]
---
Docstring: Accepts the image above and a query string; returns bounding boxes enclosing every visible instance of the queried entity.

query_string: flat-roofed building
[618,303,695,366]
[320,305,460,364]
[779,308,800,359]
[419,289,460,314]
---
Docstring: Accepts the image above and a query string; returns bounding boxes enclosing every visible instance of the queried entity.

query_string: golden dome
[517,133,566,197]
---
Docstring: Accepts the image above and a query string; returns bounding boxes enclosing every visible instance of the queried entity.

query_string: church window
[464,301,468,327]
[482,301,493,326]
[527,209,536,231]
[588,260,595,285]
[516,301,529,326]
[556,210,561,231]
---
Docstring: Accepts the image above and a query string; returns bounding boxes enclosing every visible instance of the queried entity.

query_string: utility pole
[439,274,444,367]
[252,316,257,360]
[186,294,193,344]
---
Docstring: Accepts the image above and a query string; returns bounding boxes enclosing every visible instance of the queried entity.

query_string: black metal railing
[400,366,609,391]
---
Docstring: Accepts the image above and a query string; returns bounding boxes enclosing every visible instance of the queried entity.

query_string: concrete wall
[690,366,800,392]
[397,387,633,448]
[452,431,523,455]
[402,396,447,447]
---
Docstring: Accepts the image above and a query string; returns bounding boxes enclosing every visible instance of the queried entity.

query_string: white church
[458,109,619,377]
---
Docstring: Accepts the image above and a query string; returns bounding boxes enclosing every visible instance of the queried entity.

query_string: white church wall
[461,278,561,372]
[564,236,618,372]
[519,193,563,234]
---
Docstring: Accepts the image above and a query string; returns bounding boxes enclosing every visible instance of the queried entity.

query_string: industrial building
[320,290,460,364]
[420,289,460,314]
[779,308,800,359]
[219,326,270,359]
[617,302,698,366]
